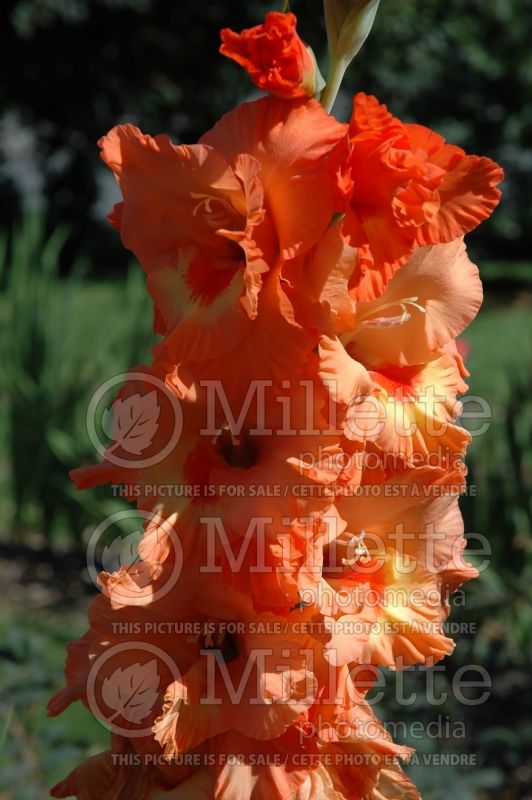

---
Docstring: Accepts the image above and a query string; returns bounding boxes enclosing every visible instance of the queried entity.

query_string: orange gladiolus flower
[220,12,322,99]
[322,488,475,667]
[99,97,346,407]
[342,93,503,301]
[50,9,504,799]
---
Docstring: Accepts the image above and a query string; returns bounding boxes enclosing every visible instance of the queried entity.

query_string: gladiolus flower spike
[50,7,502,799]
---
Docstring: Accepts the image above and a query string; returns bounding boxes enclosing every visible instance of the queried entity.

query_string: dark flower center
[217,425,258,468]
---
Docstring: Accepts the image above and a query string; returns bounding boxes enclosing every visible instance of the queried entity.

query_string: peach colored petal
[99,124,244,269]
[201,97,346,259]
[345,239,483,367]
[303,224,358,332]
[371,765,421,800]
[318,335,376,405]
[214,730,309,800]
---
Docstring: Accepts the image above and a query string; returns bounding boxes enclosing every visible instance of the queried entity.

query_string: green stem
[320,56,348,114]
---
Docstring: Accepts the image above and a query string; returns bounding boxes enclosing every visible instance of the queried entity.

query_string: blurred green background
[0,1,531,799]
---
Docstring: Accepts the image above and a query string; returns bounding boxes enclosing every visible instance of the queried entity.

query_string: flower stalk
[321,0,380,111]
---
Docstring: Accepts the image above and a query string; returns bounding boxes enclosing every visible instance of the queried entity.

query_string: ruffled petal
[201,97,346,259]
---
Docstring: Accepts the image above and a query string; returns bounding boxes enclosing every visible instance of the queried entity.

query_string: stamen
[342,530,371,566]
[358,296,426,329]
[191,192,234,229]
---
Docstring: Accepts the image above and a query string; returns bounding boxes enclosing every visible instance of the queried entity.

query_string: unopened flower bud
[324,0,380,64]
[220,11,325,100]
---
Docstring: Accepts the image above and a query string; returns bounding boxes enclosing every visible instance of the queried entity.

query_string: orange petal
[99,124,244,270]
[346,239,483,367]
[201,97,346,259]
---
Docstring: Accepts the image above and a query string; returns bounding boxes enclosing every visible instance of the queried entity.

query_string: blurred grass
[0,606,107,799]
[0,218,531,799]
[0,215,156,549]
[461,301,532,665]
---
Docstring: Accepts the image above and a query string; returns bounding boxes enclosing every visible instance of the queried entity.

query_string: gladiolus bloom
[220,12,323,99]
[342,93,503,301]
